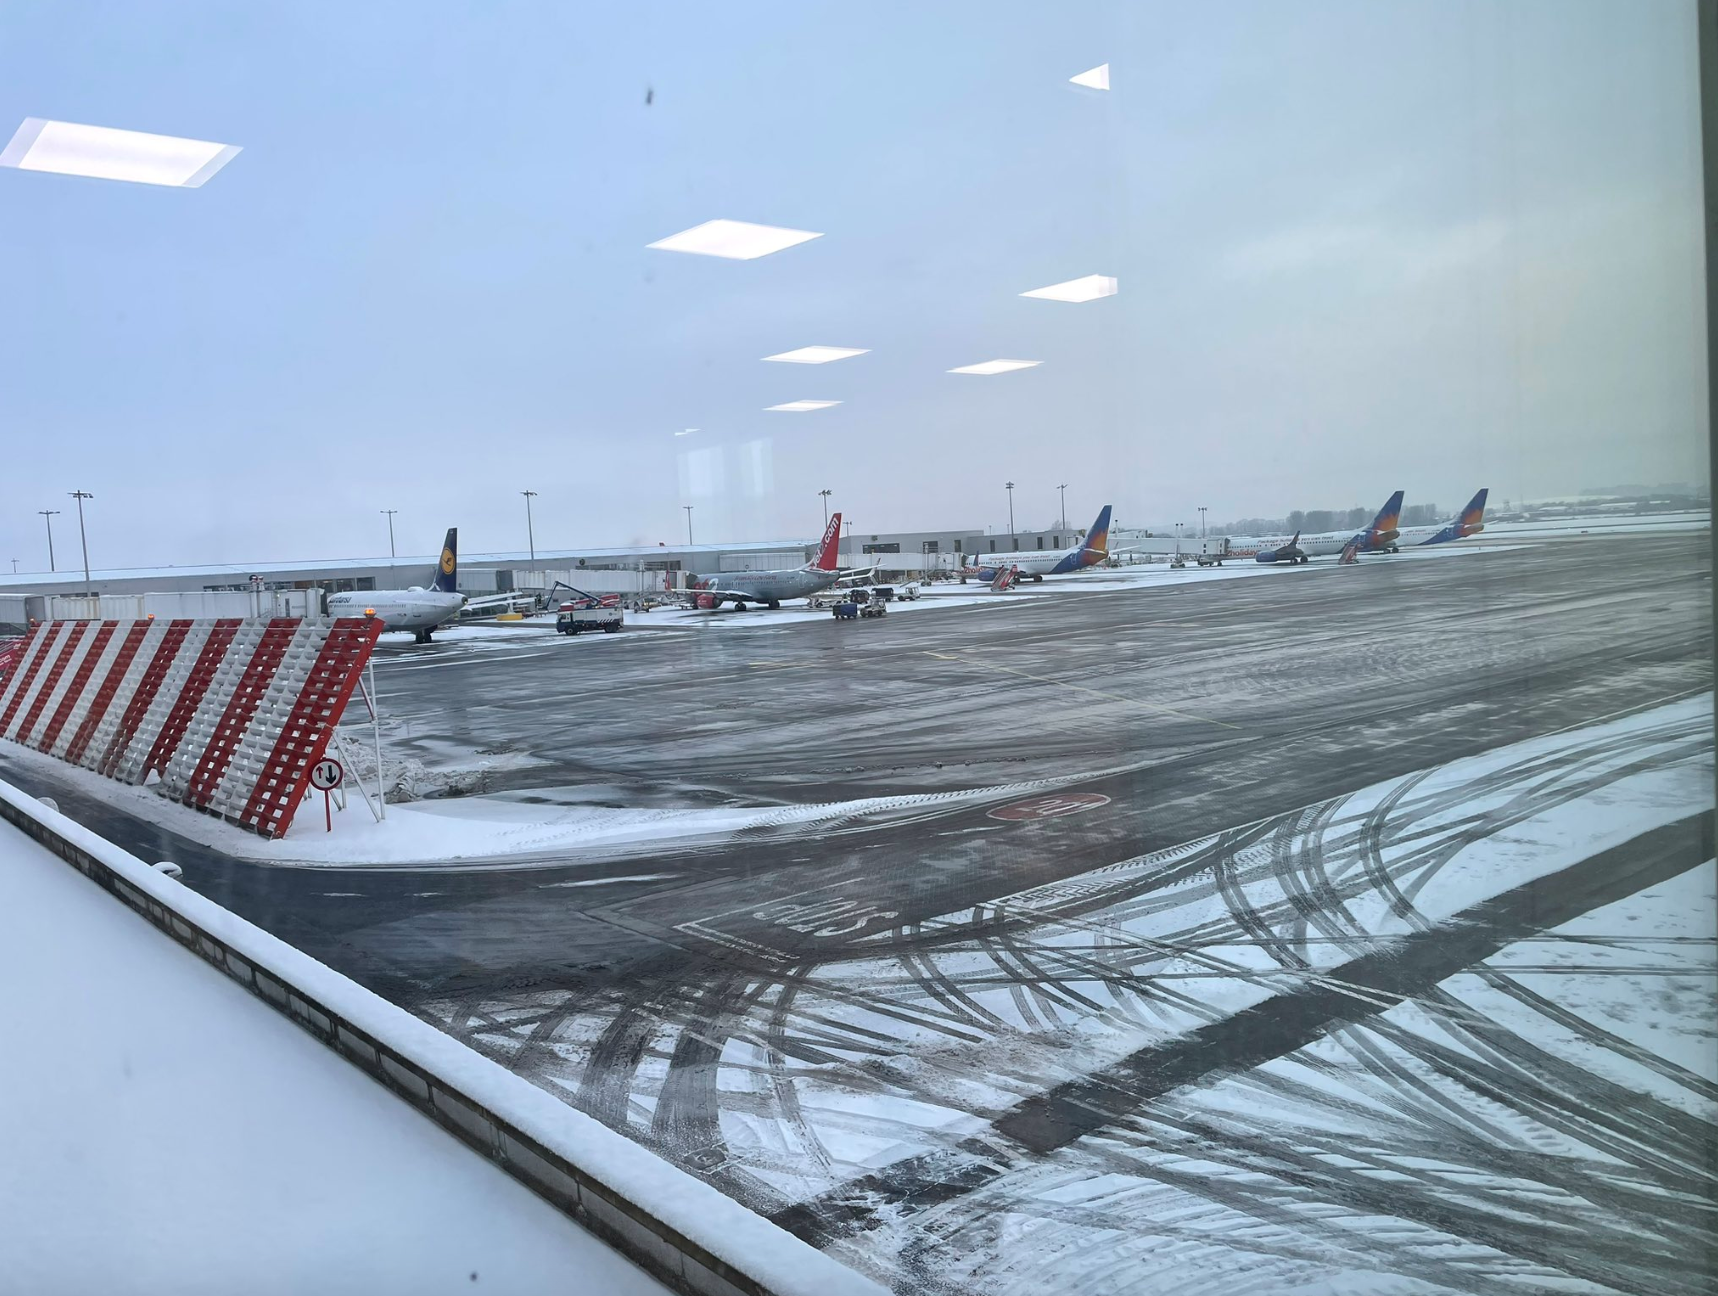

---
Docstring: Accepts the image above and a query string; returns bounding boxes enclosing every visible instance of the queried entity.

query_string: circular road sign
[310,758,344,792]
[988,792,1111,821]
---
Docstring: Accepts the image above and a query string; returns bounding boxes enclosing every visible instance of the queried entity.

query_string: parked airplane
[1396,488,1489,547]
[964,505,1113,582]
[685,513,845,610]
[1251,530,1308,565]
[327,527,465,642]
[1233,491,1405,563]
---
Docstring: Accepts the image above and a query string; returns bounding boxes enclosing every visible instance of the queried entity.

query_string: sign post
[310,757,344,832]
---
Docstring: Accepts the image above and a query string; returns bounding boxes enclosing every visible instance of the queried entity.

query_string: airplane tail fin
[1080,505,1113,557]
[1369,490,1404,539]
[1461,488,1489,532]
[809,512,842,571]
[432,528,458,593]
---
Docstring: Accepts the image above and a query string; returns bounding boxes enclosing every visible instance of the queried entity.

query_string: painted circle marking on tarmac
[988,792,1111,821]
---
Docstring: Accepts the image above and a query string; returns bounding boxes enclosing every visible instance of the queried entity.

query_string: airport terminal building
[0,522,1132,605]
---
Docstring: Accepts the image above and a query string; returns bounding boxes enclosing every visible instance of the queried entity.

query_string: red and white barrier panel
[0,617,383,839]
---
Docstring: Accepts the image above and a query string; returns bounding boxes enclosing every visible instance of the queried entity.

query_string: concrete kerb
[0,778,885,1296]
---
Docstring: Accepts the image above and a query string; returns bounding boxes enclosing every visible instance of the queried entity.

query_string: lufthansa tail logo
[440,548,456,574]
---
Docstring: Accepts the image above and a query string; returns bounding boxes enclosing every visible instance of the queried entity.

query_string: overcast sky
[0,0,1705,569]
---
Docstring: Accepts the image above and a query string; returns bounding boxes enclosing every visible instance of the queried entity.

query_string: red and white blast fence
[0,617,383,838]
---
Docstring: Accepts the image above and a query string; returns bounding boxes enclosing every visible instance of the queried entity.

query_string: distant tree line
[1216,502,1442,536]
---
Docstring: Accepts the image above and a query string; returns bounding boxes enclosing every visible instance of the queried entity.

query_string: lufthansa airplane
[966,505,1113,582]
[328,527,465,642]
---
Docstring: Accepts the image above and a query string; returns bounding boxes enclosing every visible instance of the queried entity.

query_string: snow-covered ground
[0,821,672,1296]
[427,693,1715,1293]
[0,729,1134,866]
[1483,510,1709,539]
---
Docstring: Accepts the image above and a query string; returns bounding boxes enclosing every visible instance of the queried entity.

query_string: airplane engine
[694,593,718,610]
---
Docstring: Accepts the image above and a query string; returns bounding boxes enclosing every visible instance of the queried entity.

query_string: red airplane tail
[810,512,843,571]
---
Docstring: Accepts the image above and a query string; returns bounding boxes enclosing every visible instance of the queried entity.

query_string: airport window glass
[0,5,1711,1295]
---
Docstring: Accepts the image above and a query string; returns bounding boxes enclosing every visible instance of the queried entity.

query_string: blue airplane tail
[432,528,458,593]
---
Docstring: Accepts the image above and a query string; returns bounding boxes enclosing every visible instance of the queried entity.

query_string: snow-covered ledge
[0,777,884,1296]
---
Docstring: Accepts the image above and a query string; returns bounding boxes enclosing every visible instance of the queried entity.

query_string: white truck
[552,583,625,635]
[1195,537,1230,567]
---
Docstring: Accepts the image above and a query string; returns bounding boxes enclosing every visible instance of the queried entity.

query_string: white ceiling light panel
[648,219,823,260]
[1021,274,1118,303]
[761,346,869,364]
[0,118,241,187]
[947,359,1042,376]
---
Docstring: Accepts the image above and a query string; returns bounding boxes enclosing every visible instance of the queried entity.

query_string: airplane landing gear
[414,628,433,644]
[767,599,781,610]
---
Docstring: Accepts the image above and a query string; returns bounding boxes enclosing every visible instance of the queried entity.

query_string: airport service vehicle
[327,527,464,643]
[896,582,922,600]
[832,589,889,619]
[988,564,1021,592]
[963,505,1113,583]
[872,586,896,602]
[686,514,845,610]
[1195,537,1230,566]
[555,591,624,635]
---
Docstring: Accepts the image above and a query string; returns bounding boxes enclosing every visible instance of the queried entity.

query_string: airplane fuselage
[327,589,465,632]
[692,566,842,607]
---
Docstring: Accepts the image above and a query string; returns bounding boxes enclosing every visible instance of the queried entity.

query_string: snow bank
[0,819,672,1296]
[0,778,886,1296]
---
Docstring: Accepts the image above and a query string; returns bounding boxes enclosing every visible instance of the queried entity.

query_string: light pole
[9,559,16,574]
[381,509,398,558]
[683,505,694,547]
[818,488,831,527]
[1005,481,1015,545]
[1057,483,1068,531]
[1198,506,1208,539]
[69,490,93,588]
[844,519,853,565]
[521,490,538,565]
[38,510,59,572]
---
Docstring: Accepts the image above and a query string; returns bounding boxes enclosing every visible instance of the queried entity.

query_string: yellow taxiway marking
[922,650,1242,730]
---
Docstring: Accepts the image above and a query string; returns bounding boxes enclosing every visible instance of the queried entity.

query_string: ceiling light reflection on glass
[647,219,823,260]
[1022,274,1117,303]
[1070,64,1111,90]
[0,118,241,187]
[761,346,869,364]
[947,360,1042,376]
[765,400,841,412]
